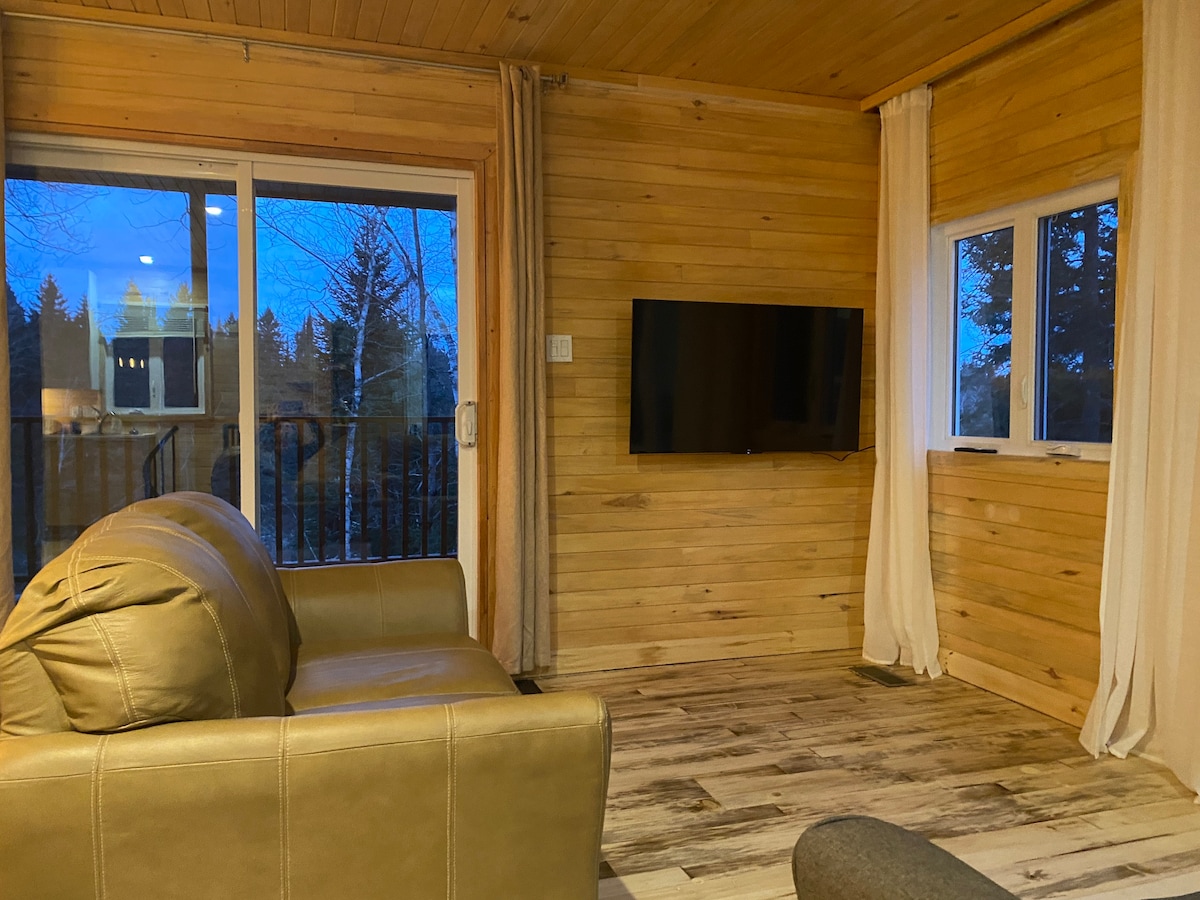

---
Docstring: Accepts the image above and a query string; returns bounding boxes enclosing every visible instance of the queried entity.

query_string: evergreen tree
[956,227,1014,437]
[38,273,90,390]
[326,209,410,418]
[7,282,42,417]
[115,280,154,334]
[163,284,196,332]
[256,307,288,414]
[1040,202,1117,442]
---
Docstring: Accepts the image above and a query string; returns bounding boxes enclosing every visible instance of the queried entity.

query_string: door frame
[8,134,481,635]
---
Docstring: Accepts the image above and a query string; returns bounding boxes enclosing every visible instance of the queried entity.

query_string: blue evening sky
[5,181,458,344]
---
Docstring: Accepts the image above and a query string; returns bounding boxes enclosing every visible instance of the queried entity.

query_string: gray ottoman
[792,816,1020,900]
[792,816,1200,900]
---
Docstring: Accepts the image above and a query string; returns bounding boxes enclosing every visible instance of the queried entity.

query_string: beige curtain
[1081,0,1200,792]
[492,63,549,674]
[0,27,13,629]
[862,86,941,677]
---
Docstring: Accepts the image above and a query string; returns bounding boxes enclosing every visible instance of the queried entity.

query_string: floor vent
[849,665,913,687]
[514,679,543,695]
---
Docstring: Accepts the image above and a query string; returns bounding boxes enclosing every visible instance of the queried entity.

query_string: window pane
[112,337,151,407]
[1037,200,1117,443]
[6,167,238,590]
[254,182,459,566]
[953,227,1014,438]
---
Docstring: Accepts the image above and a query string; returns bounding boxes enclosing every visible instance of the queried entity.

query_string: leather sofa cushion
[129,492,298,690]
[288,633,518,713]
[0,511,288,733]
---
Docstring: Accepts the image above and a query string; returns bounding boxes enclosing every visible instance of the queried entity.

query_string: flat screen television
[629,299,864,454]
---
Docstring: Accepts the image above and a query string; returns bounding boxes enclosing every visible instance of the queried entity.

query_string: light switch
[546,334,573,363]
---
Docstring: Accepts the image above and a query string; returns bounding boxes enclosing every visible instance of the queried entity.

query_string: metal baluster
[358,420,369,560]
[420,423,430,559]
[401,425,410,559]
[273,419,283,566]
[317,418,326,564]
[380,420,390,560]
[439,423,450,556]
[22,421,38,580]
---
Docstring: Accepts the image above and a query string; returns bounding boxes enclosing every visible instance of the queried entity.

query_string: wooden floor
[537,650,1200,900]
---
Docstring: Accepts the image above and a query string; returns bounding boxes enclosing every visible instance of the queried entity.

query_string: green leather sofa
[0,491,610,899]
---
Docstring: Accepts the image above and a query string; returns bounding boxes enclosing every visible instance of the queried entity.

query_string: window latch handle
[1020,376,1030,409]
[455,401,477,448]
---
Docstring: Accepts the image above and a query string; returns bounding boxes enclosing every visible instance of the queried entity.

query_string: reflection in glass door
[5,162,239,587]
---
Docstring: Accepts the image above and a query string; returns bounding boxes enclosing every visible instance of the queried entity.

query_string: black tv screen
[629,299,864,454]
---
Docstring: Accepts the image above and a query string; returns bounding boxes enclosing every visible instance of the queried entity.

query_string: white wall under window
[930,179,1119,461]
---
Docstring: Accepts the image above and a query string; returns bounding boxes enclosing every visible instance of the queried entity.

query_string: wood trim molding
[859,0,1102,111]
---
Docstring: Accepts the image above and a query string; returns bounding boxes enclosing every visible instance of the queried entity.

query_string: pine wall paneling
[929,0,1141,225]
[5,14,882,674]
[929,452,1108,727]
[542,82,881,674]
[926,0,1140,724]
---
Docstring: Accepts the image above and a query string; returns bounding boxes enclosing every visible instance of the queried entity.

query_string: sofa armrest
[278,557,469,643]
[792,816,1019,900]
[0,691,610,900]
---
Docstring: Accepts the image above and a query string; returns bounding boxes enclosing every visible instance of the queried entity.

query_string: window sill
[927,447,1111,468]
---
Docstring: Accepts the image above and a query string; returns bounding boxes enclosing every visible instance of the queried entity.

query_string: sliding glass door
[5,140,478,626]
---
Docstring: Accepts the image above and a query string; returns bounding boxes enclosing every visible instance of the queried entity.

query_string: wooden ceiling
[28,0,1095,103]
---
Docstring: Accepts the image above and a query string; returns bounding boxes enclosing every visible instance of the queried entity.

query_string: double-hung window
[931,180,1118,459]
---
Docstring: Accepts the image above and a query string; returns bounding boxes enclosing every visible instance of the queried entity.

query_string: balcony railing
[254,415,458,567]
[12,414,458,586]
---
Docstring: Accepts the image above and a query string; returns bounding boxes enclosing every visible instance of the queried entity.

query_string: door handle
[455,401,477,448]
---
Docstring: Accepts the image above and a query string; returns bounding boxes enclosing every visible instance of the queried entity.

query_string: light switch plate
[546,334,573,363]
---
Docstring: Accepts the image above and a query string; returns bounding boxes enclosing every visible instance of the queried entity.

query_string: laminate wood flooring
[536,649,1200,900]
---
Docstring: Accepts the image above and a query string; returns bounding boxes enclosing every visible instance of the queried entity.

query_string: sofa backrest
[0,509,288,735]
[128,492,298,688]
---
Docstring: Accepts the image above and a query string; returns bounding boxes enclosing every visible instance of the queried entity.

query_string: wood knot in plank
[602,493,650,508]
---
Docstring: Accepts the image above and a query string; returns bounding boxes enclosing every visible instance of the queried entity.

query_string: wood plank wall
[930,0,1141,225]
[929,452,1107,726]
[4,14,883,675]
[541,82,880,673]
[926,0,1141,724]
[4,17,498,161]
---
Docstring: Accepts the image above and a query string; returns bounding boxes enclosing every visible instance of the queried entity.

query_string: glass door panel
[5,163,239,589]
[252,180,460,566]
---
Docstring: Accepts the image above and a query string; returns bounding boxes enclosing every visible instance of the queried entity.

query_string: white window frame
[8,134,480,634]
[930,178,1119,461]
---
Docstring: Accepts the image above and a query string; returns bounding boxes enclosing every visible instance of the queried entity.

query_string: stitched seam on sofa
[90,734,109,900]
[68,532,138,724]
[2,723,608,780]
[84,554,243,719]
[301,646,497,663]
[125,523,275,646]
[446,704,455,900]
[279,717,291,900]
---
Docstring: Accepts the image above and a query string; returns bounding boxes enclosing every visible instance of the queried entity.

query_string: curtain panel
[862,86,941,677]
[1081,0,1200,792]
[491,63,550,674]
